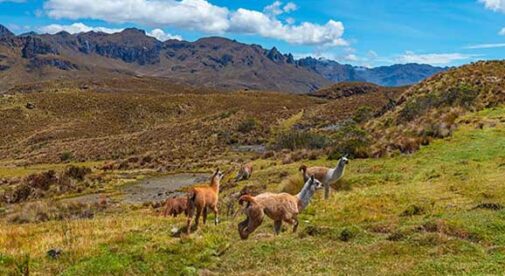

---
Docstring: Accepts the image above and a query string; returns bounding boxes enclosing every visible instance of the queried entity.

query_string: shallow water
[63,173,211,205]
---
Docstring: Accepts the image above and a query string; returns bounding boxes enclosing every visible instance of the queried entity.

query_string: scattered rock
[47,248,62,259]
[25,102,35,109]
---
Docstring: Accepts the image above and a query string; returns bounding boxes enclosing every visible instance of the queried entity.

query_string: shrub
[399,85,479,122]
[329,121,371,158]
[59,151,74,162]
[352,105,374,123]
[64,166,91,181]
[272,130,329,151]
[237,117,259,133]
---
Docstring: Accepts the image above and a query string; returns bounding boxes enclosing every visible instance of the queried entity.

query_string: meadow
[1,106,504,275]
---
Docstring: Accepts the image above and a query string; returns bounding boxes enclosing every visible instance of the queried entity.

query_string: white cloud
[39,22,123,34]
[43,0,346,47]
[44,0,230,33]
[264,1,296,16]
[479,0,505,13]
[465,42,505,49]
[283,2,297,13]
[147,28,182,41]
[264,1,283,16]
[500,27,505,35]
[230,9,346,46]
[396,51,475,65]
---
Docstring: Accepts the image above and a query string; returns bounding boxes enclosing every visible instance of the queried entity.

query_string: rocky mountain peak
[0,24,14,39]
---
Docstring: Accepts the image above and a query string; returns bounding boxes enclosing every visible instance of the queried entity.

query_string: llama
[186,168,224,234]
[235,162,253,181]
[161,196,188,217]
[237,176,323,240]
[299,156,349,199]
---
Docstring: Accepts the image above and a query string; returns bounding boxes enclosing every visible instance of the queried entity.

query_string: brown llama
[235,162,253,181]
[186,168,224,234]
[161,196,188,217]
[299,156,349,199]
[237,176,323,239]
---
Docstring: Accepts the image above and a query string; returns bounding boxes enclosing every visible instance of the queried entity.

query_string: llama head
[341,155,349,165]
[308,175,323,191]
[213,168,225,181]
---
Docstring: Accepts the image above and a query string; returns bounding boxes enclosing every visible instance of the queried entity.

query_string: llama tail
[239,194,256,207]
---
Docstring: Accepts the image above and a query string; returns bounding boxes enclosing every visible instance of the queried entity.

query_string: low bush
[272,130,329,151]
[237,117,259,133]
[329,121,371,158]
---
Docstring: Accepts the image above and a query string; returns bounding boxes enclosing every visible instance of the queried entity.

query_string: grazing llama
[186,169,224,234]
[299,156,349,199]
[162,196,188,217]
[237,176,323,240]
[235,162,253,181]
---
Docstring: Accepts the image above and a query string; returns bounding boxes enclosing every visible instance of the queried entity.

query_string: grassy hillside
[1,106,504,275]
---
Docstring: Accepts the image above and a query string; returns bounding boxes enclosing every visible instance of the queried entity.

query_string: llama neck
[296,182,316,211]
[210,178,220,193]
[330,159,346,182]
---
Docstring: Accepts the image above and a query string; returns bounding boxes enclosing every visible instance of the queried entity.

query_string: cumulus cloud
[43,0,346,47]
[44,0,230,33]
[230,9,346,46]
[500,27,505,35]
[479,0,505,12]
[39,22,123,34]
[396,51,475,65]
[147,28,182,41]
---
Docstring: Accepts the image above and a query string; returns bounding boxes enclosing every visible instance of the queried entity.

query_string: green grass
[1,107,505,275]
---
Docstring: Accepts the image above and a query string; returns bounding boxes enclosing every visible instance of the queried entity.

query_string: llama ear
[215,168,220,175]
[310,175,315,182]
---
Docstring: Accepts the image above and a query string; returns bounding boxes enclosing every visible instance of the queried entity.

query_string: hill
[0,24,445,93]
[311,81,406,100]
[365,60,505,157]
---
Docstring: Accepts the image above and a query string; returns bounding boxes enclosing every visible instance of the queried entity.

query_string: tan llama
[237,176,323,239]
[186,168,224,234]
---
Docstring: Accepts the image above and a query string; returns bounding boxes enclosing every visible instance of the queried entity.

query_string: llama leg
[324,183,330,199]
[274,220,282,235]
[284,218,299,233]
[186,206,195,234]
[213,206,219,225]
[203,207,208,225]
[239,207,264,239]
[238,217,250,240]
[194,206,202,229]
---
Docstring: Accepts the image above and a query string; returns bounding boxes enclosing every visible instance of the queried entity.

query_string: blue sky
[1,0,504,67]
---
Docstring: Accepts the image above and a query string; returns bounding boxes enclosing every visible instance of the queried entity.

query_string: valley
[0,57,504,274]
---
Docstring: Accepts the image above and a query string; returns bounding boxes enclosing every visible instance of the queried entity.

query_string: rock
[25,102,35,109]
[47,248,62,259]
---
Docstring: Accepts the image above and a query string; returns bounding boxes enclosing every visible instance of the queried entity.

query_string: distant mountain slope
[297,57,447,87]
[0,24,446,93]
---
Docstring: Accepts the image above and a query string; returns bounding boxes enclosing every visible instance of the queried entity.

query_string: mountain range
[0,24,446,93]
